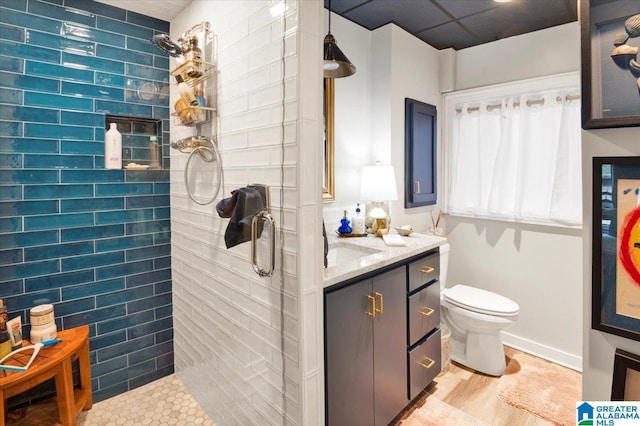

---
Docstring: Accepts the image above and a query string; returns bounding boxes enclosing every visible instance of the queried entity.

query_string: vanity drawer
[407,251,439,292]
[408,329,441,400]
[408,282,440,346]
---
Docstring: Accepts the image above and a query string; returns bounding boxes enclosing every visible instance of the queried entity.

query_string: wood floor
[396,346,581,426]
[8,347,580,426]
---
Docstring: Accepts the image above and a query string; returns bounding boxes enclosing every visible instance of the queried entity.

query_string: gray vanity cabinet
[325,247,443,425]
[325,266,406,426]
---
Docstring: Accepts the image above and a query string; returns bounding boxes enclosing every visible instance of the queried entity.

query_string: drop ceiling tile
[434,0,497,18]
[417,21,479,50]
[324,0,370,15]
[460,1,575,42]
[344,0,450,32]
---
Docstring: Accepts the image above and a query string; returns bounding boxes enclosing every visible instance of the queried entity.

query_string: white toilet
[439,243,519,376]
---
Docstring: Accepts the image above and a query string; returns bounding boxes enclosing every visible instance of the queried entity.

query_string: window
[442,73,582,227]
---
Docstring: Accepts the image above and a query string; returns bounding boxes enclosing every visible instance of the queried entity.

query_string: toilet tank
[439,243,450,290]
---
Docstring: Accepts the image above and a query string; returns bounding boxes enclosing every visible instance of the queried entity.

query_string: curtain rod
[455,94,581,113]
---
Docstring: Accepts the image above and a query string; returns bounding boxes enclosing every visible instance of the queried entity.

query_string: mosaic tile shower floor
[7,374,215,426]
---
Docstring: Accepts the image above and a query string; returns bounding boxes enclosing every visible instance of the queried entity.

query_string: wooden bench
[0,325,92,426]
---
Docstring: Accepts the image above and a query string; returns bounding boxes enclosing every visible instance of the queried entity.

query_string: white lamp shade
[360,165,398,201]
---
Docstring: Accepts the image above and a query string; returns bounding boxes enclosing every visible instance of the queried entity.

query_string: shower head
[151,34,182,57]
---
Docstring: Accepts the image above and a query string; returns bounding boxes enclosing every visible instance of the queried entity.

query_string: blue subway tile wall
[0,0,172,403]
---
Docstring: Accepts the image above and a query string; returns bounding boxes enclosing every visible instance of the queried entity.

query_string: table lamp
[360,164,398,234]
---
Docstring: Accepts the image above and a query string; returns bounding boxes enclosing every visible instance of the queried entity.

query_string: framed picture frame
[580,0,640,129]
[323,78,335,203]
[592,157,640,342]
[611,348,640,400]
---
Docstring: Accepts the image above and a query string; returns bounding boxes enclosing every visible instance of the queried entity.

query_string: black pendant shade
[323,33,356,78]
[324,0,356,79]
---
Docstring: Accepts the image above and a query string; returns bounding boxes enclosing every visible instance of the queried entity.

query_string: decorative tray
[335,232,368,238]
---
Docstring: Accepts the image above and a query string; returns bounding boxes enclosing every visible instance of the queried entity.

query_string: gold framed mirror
[323,78,335,202]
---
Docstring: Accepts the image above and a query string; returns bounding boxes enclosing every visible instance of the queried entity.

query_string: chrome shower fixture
[170,135,214,153]
[151,34,182,57]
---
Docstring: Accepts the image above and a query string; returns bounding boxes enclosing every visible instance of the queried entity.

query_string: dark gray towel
[217,186,266,249]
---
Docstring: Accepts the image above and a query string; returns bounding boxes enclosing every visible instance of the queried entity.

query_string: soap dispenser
[352,203,365,234]
[337,210,352,235]
[104,123,122,169]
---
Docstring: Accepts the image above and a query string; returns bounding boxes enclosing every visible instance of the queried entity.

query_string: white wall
[170,1,324,424]
[455,22,580,90]
[388,26,441,231]
[323,15,441,233]
[582,130,640,399]
[443,22,584,371]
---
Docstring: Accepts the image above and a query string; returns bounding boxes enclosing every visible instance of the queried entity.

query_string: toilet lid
[442,284,519,316]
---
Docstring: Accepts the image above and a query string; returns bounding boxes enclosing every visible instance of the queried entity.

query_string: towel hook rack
[173,136,222,205]
[250,184,275,278]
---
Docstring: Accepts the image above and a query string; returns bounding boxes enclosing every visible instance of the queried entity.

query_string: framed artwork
[580,0,640,129]
[592,157,640,342]
[611,348,640,400]
[323,78,335,202]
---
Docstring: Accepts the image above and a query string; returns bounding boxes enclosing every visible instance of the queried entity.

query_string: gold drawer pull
[374,291,383,314]
[418,357,435,369]
[367,294,376,317]
[419,266,435,274]
[420,307,435,317]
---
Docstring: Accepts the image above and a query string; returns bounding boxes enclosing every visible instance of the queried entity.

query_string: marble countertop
[323,232,447,288]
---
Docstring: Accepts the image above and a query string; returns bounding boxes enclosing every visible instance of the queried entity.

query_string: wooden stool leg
[78,339,92,410]
[1,390,6,426]
[55,359,76,425]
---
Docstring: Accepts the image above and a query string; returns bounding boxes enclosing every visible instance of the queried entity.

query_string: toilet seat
[442,284,519,316]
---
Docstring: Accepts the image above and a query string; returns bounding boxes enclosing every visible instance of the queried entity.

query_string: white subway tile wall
[170,1,323,425]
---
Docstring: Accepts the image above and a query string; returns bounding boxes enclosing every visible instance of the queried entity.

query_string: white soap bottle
[104,123,122,169]
[352,203,365,234]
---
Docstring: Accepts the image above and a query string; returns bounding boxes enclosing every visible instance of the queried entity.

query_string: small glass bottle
[338,210,352,235]
[184,35,203,78]
[149,136,161,169]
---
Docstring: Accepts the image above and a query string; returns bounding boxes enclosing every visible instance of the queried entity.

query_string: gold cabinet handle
[414,180,421,195]
[374,292,383,314]
[367,294,376,317]
[419,266,435,274]
[418,357,435,369]
[420,307,435,317]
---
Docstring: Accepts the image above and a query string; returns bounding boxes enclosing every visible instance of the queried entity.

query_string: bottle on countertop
[104,123,122,169]
[352,203,365,234]
[338,210,352,235]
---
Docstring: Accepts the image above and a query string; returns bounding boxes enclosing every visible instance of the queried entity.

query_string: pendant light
[324,0,356,78]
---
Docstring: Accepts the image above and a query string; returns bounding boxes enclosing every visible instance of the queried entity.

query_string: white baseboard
[501,332,582,372]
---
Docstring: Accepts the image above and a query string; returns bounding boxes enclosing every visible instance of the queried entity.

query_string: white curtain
[448,90,582,226]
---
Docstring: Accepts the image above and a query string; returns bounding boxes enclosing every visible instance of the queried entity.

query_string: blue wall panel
[0,0,172,403]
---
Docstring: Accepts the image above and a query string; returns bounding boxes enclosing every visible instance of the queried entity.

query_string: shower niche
[105,115,165,170]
